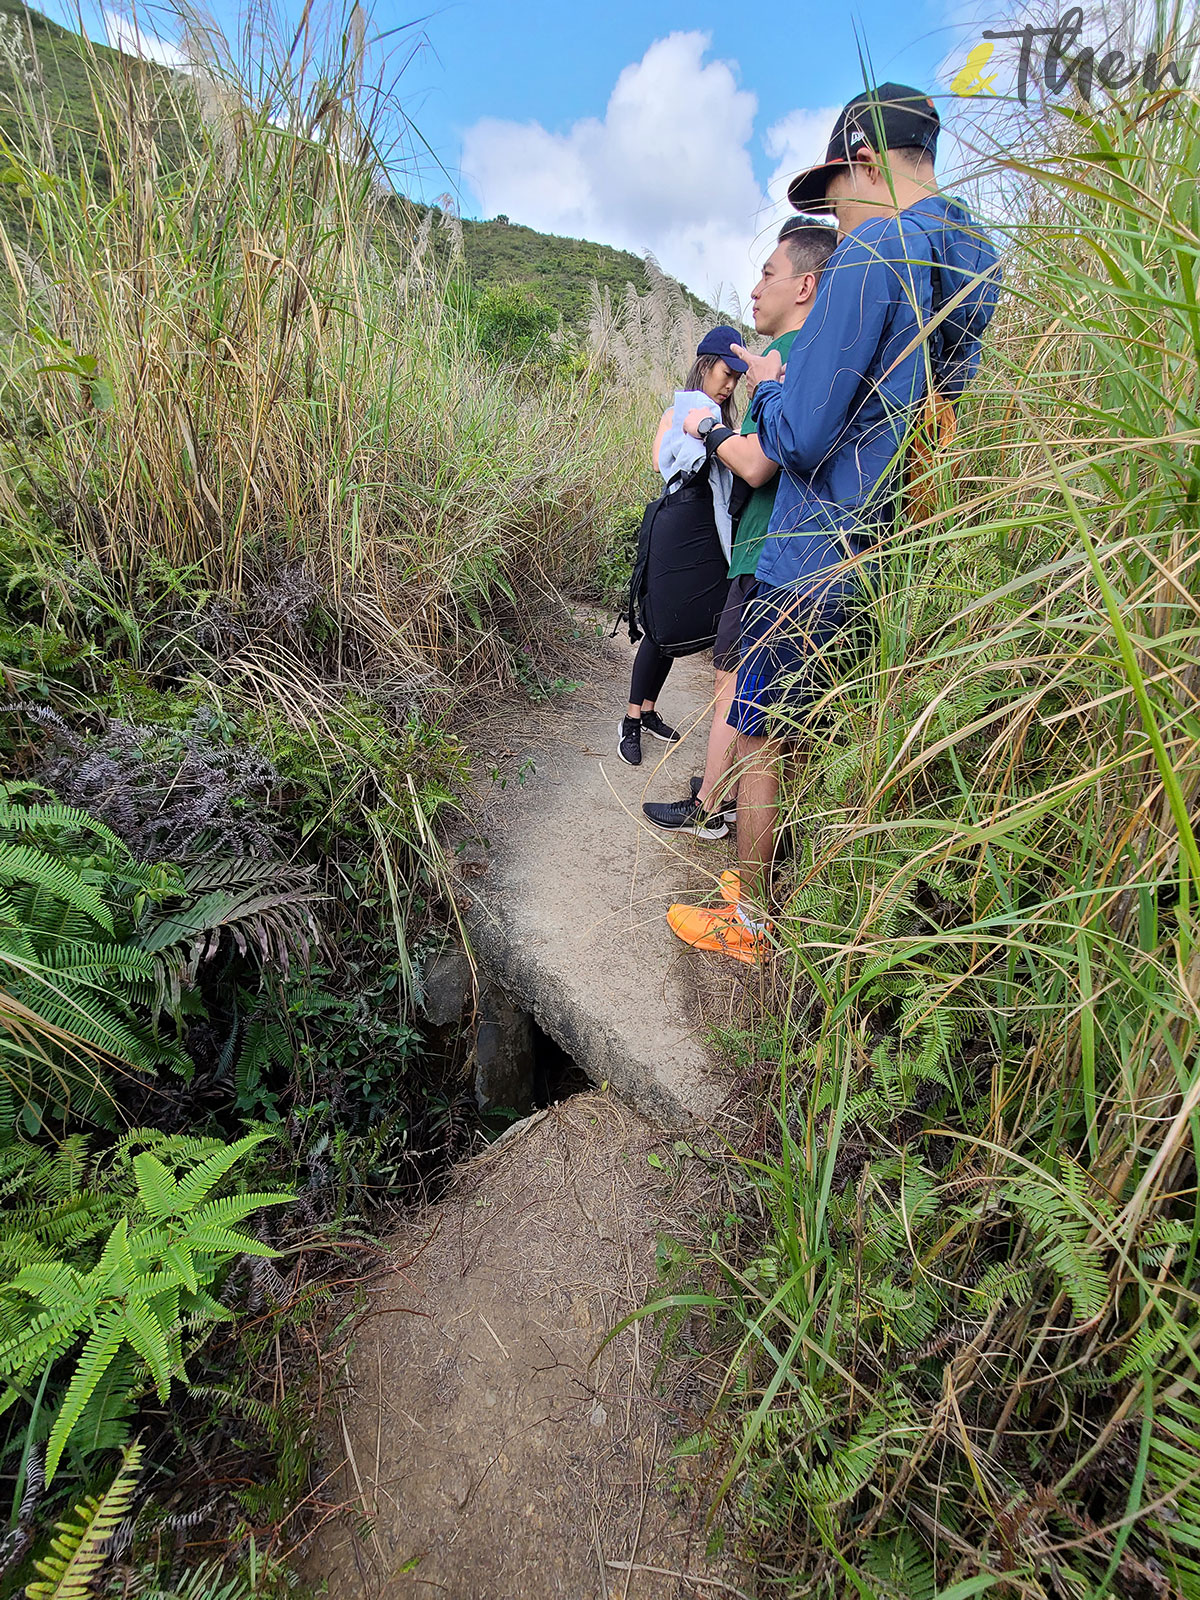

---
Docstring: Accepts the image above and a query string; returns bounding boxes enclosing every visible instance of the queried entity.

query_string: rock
[475,985,535,1114]
[421,948,475,1027]
[456,841,490,878]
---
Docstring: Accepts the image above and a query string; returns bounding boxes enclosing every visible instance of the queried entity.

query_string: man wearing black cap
[666,83,1000,964]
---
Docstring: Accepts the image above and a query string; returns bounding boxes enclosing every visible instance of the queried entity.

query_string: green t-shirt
[728,329,798,580]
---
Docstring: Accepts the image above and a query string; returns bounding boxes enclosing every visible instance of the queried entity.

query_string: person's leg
[697,668,738,809]
[669,582,853,950]
[732,732,779,916]
[698,574,753,809]
[664,590,779,958]
[622,638,676,765]
[725,586,851,917]
[642,576,746,830]
[666,583,809,958]
[627,637,672,718]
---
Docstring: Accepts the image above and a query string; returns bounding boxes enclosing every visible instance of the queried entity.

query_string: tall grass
[666,83,1200,1598]
[0,11,695,1586]
[0,1,660,690]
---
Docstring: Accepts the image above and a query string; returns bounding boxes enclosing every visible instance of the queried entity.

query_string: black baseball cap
[787,83,940,213]
[696,325,748,373]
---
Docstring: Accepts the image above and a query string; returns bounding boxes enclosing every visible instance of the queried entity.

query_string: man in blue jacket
[667,82,1000,964]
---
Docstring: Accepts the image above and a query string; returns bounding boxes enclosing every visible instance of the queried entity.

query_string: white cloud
[763,104,840,209]
[462,32,815,307]
[103,8,187,69]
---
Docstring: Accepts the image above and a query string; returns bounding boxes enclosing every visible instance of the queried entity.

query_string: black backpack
[623,465,733,658]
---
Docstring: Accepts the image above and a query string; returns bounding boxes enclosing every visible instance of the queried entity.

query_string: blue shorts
[728,579,856,737]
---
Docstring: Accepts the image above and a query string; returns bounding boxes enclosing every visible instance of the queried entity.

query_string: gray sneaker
[642,792,728,839]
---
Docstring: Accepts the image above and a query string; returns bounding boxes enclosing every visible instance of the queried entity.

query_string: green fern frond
[185,1190,292,1230]
[808,1410,888,1508]
[131,1153,179,1220]
[110,1130,229,1168]
[178,1287,235,1323]
[0,798,128,854]
[170,1132,275,1211]
[25,1437,143,1598]
[1001,1171,1109,1323]
[67,1348,140,1458]
[43,1313,126,1483]
[120,1298,175,1398]
[183,1224,278,1258]
[0,846,113,935]
[862,1526,937,1600]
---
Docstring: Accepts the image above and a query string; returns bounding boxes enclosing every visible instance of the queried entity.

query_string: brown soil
[303,1093,751,1600]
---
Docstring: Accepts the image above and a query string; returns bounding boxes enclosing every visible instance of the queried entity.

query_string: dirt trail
[462,617,737,1126]
[305,621,753,1597]
[304,1094,749,1600]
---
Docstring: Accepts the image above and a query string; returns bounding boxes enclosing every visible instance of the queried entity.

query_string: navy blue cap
[696,325,748,373]
[788,83,940,212]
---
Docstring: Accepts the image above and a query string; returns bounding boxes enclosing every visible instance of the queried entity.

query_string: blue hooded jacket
[750,194,1000,593]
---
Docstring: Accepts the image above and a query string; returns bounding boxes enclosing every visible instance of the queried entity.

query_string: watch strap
[704,425,736,456]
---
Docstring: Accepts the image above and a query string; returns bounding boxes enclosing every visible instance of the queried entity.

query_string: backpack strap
[928,257,948,387]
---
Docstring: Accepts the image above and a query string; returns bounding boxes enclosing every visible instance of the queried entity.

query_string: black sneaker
[641,709,680,743]
[641,793,728,839]
[618,716,642,766]
[689,775,736,824]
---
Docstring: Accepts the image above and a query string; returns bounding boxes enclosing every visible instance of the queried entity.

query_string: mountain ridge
[0,0,710,327]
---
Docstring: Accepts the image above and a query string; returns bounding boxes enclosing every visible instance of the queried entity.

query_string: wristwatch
[703,425,735,454]
[696,417,716,439]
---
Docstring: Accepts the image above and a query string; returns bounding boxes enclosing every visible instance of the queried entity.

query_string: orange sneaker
[667,903,771,965]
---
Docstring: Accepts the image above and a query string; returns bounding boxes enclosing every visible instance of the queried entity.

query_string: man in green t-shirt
[642,219,838,838]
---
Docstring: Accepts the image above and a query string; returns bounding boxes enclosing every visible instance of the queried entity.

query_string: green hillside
[0,0,704,326]
[457,214,708,326]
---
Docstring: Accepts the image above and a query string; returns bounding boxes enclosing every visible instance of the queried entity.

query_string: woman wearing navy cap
[618,327,746,767]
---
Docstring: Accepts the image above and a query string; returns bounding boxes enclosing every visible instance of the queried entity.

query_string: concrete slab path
[463,617,733,1126]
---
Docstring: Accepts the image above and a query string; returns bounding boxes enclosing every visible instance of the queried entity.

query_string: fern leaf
[182,859,304,894]
[0,845,113,935]
[161,1242,197,1295]
[44,1313,126,1484]
[119,1298,174,1399]
[0,1306,82,1381]
[185,1191,293,1230]
[184,1224,278,1258]
[137,885,321,960]
[93,1216,135,1287]
[68,1349,139,1458]
[169,1132,274,1211]
[0,798,127,854]
[131,1153,178,1220]
[26,1438,143,1598]
[179,1287,234,1323]
[9,1262,86,1301]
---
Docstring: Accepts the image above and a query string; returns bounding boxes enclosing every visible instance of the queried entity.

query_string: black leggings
[629,636,673,707]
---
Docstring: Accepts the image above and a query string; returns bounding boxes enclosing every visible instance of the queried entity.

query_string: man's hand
[682,406,718,439]
[732,344,783,396]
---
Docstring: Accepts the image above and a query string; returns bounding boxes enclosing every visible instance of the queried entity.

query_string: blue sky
[43,0,1001,302]
[397,0,955,196]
